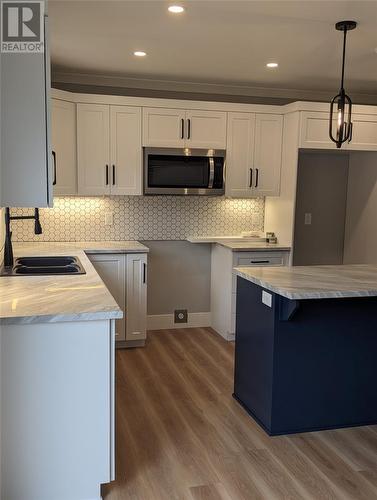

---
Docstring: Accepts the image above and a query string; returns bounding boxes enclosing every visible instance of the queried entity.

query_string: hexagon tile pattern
[11,196,265,242]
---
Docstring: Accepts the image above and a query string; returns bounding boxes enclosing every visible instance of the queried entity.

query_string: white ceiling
[49,0,377,100]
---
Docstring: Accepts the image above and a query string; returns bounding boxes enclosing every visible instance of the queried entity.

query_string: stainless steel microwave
[144,148,225,195]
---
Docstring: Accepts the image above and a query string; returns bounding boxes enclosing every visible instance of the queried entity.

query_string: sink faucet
[3,208,43,268]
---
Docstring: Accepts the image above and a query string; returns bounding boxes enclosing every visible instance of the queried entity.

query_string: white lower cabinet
[88,253,147,346]
[211,245,290,341]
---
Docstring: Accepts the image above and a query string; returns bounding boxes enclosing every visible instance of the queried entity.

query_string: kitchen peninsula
[233,264,377,436]
[0,241,148,500]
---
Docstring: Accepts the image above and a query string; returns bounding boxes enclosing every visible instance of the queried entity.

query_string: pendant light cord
[340,28,347,90]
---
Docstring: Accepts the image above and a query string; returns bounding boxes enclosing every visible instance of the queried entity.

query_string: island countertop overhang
[234,264,377,300]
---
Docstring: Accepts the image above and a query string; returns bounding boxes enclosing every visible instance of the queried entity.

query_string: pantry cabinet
[77,103,142,196]
[51,99,77,195]
[299,111,377,151]
[142,107,227,149]
[88,253,147,346]
[226,112,283,198]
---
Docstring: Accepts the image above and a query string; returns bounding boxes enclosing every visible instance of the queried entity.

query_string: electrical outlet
[304,213,312,225]
[174,309,188,324]
[105,212,114,226]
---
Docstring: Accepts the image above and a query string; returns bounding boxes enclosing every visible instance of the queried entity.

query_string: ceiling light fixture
[329,20,357,148]
[168,5,185,13]
[133,51,147,57]
[266,62,278,68]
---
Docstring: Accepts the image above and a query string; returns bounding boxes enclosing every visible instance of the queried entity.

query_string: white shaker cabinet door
[252,114,283,197]
[126,253,147,342]
[89,254,126,342]
[77,103,110,195]
[225,112,256,198]
[51,99,77,195]
[142,107,185,147]
[110,106,142,195]
[185,110,227,149]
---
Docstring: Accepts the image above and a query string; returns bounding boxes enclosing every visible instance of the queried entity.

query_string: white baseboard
[147,312,211,331]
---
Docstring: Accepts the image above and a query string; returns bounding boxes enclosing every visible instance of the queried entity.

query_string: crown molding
[52,70,377,105]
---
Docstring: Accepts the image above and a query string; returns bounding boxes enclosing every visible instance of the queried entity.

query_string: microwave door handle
[208,157,215,188]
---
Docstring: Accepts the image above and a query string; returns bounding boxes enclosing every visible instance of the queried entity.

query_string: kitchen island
[233,264,377,436]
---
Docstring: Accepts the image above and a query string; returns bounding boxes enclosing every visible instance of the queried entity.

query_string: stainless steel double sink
[1,256,86,276]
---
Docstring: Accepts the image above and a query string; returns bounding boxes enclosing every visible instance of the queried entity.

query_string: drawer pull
[250,260,270,264]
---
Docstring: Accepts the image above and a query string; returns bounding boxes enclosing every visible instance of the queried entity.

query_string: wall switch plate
[174,309,188,323]
[105,212,114,226]
[304,213,312,225]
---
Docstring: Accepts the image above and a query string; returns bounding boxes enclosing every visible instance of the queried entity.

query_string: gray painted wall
[344,152,377,264]
[293,151,349,266]
[141,241,211,315]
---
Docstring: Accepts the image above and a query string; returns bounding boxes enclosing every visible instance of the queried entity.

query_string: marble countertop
[234,264,377,300]
[187,236,291,252]
[0,241,149,325]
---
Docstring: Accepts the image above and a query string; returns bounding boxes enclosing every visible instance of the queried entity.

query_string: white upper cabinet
[348,114,377,150]
[51,99,77,196]
[185,110,227,149]
[226,112,282,198]
[77,103,110,196]
[77,104,142,195]
[226,113,255,198]
[1,15,52,208]
[142,107,227,149]
[253,114,283,196]
[299,111,334,149]
[142,108,186,147]
[299,111,377,151]
[110,106,142,195]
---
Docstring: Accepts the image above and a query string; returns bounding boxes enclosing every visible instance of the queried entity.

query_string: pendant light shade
[329,20,357,149]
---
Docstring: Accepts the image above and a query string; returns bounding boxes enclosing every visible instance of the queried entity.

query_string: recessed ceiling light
[168,5,185,13]
[266,62,278,68]
[134,51,147,57]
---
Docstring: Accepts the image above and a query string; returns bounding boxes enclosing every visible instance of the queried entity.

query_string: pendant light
[329,20,357,148]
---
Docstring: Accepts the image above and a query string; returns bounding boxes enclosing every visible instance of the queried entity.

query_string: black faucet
[3,207,43,268]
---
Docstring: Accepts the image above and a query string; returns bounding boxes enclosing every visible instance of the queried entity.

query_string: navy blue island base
[233,276,377,436]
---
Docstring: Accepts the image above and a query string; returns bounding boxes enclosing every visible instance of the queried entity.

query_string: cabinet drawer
[232,252,287,292]
[237,256,283,266]
[235,253,285,267]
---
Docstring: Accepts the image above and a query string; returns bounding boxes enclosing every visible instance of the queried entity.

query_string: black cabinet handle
[180,118,184,139]
[250,260,270,264]
[112,164,116,185]
[143,263,147,284]
[249,168,253,188]
[187,118,191,139]
[105,165,109,185]
[52,151,57,186]
[255,168,259,188]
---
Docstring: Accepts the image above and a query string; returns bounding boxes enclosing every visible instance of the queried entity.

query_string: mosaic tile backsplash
[11,196,264,242]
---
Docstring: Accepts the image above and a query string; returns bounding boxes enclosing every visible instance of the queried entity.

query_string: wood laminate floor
[103,327,377,500]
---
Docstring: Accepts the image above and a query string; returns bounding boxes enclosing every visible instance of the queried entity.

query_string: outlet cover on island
[105,212,114,226]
